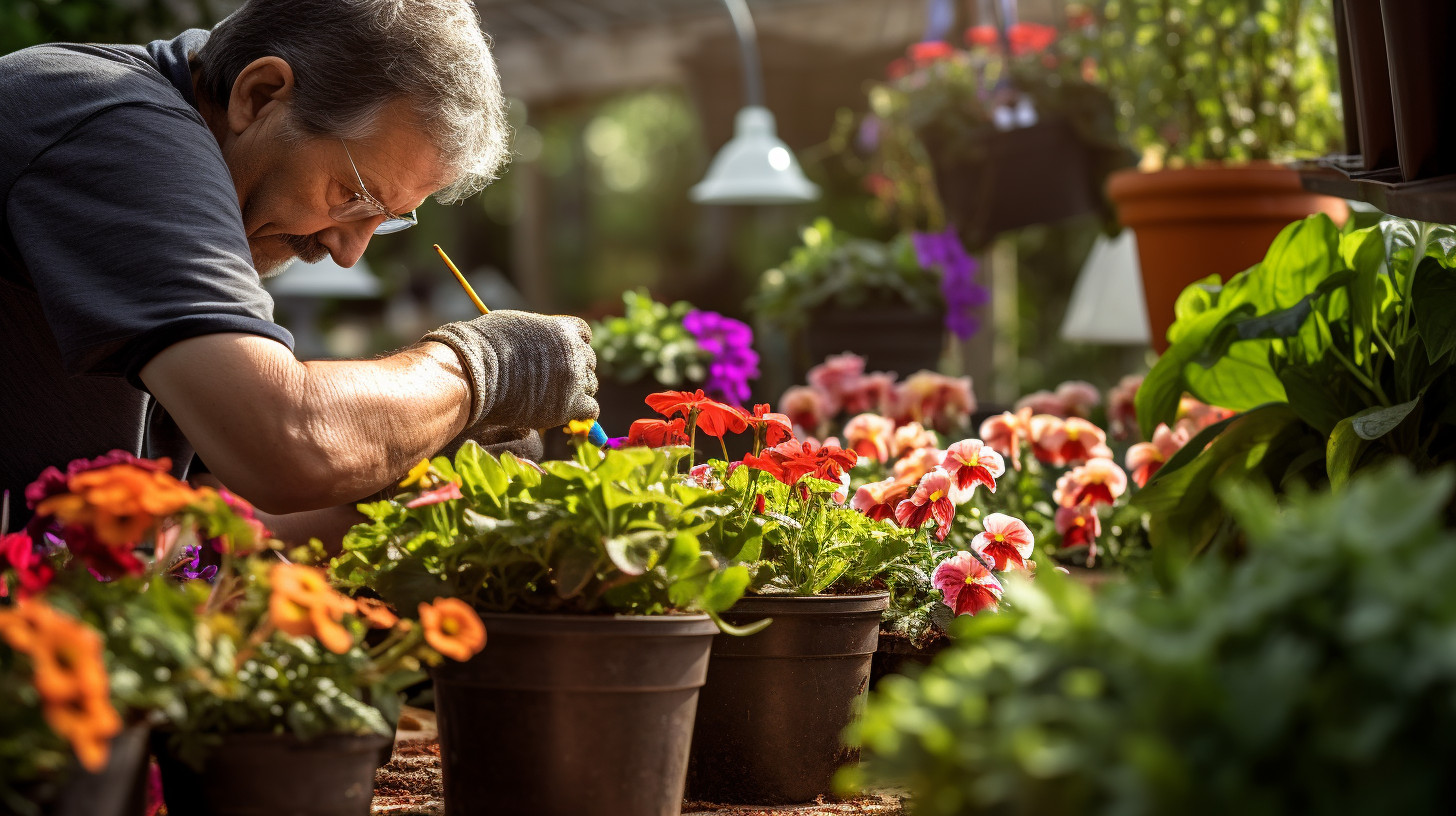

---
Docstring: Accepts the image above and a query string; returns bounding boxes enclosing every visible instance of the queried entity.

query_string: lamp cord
[720,0,765,107]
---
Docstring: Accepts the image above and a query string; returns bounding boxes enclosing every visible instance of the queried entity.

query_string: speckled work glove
[423,310,599,434]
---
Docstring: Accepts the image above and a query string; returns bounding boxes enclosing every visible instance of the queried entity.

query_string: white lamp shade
[267,254,381,299]
[1059,230,1151,345]
[691,106,820,205]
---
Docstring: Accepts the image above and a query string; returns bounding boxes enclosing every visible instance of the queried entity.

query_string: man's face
[229,99,450,277]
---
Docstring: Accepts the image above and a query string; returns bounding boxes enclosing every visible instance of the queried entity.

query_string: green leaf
[1350,397,1420,441]
[700,564,751,612]
[554,547,598,598]
[1411,256,1456,364]
[1326,416,1364,491]
[707,610,773,637]
[604,531,666,576]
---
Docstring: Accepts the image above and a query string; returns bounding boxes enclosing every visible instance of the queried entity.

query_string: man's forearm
[142,333,470,513]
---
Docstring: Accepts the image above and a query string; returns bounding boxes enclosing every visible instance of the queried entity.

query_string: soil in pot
[152,731,390,816]
[685,592,889,805]
[432,612,718,816]
[1107,164,1347,352]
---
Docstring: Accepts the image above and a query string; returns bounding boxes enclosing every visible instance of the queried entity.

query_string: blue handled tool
[434,245,609,447]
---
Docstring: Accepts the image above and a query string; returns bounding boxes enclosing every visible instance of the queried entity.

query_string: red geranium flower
[0,532,53,598]
[645,389,748,439]
[909,40,954,65]
[625,418,689,447]
[742,404,793,448]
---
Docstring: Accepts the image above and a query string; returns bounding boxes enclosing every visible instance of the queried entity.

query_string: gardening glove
[423,310,599,434]
[437,426,544,463]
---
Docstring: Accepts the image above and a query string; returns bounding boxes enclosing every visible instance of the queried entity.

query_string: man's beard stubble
[254,233,330,279]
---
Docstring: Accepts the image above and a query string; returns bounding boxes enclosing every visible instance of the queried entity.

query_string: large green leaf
[1326,417,1364,491]
[1411,257,1456,364]
[1350,397,1420,441]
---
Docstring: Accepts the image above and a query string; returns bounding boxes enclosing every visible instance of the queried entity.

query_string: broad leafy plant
[590,289,709,387]
[332,441,755,630]
[1134,214,1456,565]
[848,463,1456,815]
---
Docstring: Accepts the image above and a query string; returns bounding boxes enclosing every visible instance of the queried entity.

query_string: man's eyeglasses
[331,140,418,235]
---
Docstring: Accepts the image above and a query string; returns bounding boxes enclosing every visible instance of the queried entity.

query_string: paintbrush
[433,244,609,447]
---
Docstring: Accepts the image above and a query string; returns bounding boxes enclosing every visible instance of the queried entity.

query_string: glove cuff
[422,322,496,429]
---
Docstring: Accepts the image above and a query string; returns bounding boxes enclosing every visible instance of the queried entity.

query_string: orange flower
[419,598,487,662]
[35,464,198,547]
[354,597,399,629]
[45,691,122,773]
[269,563,357,654]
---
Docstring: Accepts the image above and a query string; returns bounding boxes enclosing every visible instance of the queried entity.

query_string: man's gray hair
[196,0,509,203]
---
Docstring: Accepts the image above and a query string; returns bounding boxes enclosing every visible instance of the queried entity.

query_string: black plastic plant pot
[803,304,945,383]
[868,629,951,690]
[1344,0,1398,171]
[1380,0,1456,181]
[432,613,719,816]
[44,724,150,816]
[152,731,391,816]
[684,592,889,805]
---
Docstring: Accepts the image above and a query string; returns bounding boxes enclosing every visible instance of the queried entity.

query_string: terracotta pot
[152,731,391,816]
[685,592,888,805]
[1380,0,1456,182]
[1107,164,1348,352]
[432,613,718,816]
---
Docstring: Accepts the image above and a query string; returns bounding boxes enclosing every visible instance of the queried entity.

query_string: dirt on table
[372,738,443,815]
[683,792,906,815]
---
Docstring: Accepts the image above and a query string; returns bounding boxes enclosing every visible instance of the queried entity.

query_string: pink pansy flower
[1053,458,1128,508]
[894,470,957,540]
[1014,389,1068,418]
[940,439,1005,503]
[841,372,899,416]
[806,353,866,409]
[1125,423,1190,487]
[1040,416,1112,466]
[1055,504,1101,548]
[1106,374,1143,440]
[978,407,1033,467]
[851,476,916,522]
[1175,396,1235,438]
[972,513,1035,571]
[892,446,945,483]
[406,481,464,508]
[1027,414,1068,465]
[891,421,939,458]
[843,413,897,463]
[896,372,977,432]
[931,551,1004,616]
[1054,380,1102,418]
[778,386,833,436]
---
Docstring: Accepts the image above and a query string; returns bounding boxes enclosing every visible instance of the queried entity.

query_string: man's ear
[226,57,295,136]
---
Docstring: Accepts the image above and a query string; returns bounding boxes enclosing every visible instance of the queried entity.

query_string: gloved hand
[438,426,544,463]
[424,310,599,433]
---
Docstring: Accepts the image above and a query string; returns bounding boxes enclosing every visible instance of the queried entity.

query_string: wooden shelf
[1297,157,1456,225]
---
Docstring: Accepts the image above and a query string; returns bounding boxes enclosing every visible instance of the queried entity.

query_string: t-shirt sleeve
[6,101,294,387]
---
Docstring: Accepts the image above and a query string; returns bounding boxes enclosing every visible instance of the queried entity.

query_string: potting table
[370,707,906,816]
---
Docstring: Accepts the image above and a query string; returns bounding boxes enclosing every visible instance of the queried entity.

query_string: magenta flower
[894,470,957,540]
[931,551,1003,616]
[941,439,1005,503]
[912,228,988,340]
[683,310,759,406]
[972,513,1034,571]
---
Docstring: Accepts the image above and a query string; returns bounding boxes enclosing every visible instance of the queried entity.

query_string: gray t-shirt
[0,30,294,526]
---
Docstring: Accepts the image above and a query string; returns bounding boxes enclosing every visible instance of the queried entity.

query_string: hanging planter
[685,593,888,805]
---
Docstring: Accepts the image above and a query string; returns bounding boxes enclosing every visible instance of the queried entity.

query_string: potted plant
[1082,0,1348,350]
[330,438,756,816]
[847,462,1456,815]
[1132,215,1456,572]
[846,23,1133,247]
[751,220,955,381]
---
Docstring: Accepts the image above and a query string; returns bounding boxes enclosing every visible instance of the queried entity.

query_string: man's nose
[319,219,380,268]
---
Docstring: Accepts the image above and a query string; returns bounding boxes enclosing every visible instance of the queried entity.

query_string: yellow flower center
[994,533,1005,543]
[930,490,944,502]
[964,574,978,585]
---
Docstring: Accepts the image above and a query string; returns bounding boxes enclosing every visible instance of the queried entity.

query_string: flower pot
[152,731,391,816]
[1380,0,1456,182]
[432,613,718,816]
[1107,164,1348,353]
[43,724,151,816]
[1343,0,1398,171]
[868,629,950,690]
[685,592,889,805]
[804,304,944,382]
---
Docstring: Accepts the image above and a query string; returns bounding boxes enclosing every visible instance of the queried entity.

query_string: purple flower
[913,228,989,340]
[177,543,218,582]
[683,310,760,406]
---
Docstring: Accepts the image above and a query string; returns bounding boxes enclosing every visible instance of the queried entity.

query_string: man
[0,0,598,542]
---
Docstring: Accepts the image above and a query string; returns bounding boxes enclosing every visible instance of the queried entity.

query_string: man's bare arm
[143,332,469,514]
